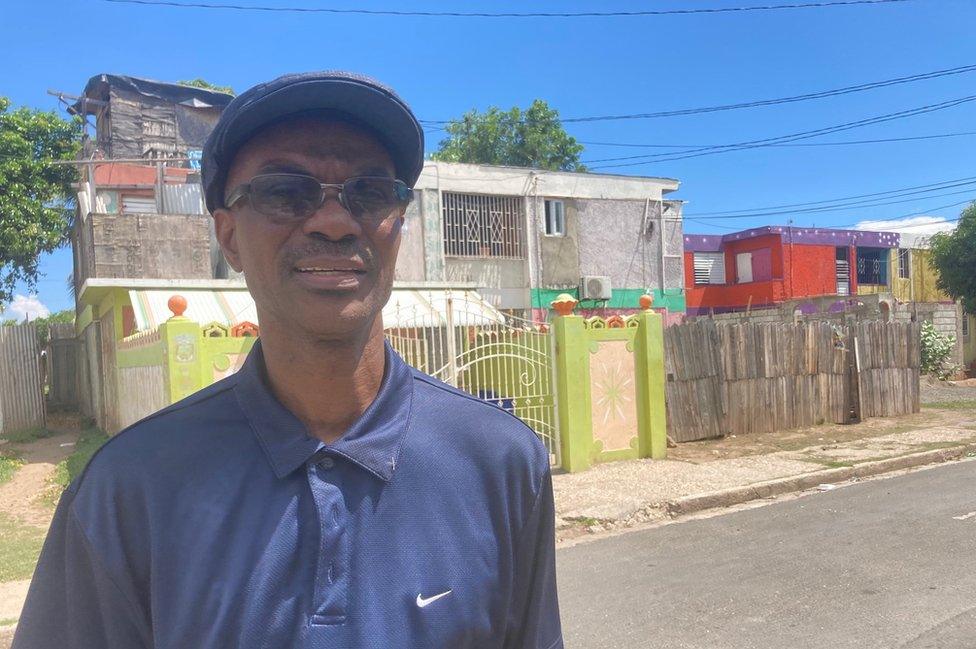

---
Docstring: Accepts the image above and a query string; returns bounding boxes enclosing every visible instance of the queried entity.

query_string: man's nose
[301,192,362,241]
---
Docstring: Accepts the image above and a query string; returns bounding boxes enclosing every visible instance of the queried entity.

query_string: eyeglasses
[225,173,414,223]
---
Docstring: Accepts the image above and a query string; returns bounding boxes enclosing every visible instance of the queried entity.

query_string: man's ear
[212,209,244,273]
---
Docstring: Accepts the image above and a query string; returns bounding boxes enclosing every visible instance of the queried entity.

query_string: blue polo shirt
[15,341,561,648]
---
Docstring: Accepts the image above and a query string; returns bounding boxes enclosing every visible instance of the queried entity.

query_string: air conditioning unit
[581,275,612,300]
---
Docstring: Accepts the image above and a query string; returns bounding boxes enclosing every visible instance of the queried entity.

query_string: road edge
[664,442,976,518]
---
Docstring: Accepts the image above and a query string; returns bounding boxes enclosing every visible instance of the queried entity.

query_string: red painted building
[683,226,900,315]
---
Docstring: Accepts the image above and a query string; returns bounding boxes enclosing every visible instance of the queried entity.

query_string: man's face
[213,117,404,340]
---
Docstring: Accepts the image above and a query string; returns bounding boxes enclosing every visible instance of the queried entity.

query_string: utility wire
[683,187,976,220]
[102,0,912,19]
[686,175,976,216]
[588,94,976,169]
[581,131,976,150]
[687,204,969,232]
[426,62,976,125]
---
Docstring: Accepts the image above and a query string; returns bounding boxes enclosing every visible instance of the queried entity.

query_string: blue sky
[2,0,974,315]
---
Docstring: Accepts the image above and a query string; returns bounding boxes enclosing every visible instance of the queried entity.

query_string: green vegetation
[0,97,82,305]
[1,426,57,444]
[0,618,17,626]
[0,456,21,485]
[923,400,976,412]
[929,203,976,315]
[177,78,235,95]
[920,321,958,379]
[51,427,108,493]
[0,513,45,582]
[432,99,585,171]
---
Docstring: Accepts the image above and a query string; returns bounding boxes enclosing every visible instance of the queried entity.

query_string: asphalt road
[556,459,976,649]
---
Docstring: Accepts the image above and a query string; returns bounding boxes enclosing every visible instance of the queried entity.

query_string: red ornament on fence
[231,321,260,337]
[168,295,187,318]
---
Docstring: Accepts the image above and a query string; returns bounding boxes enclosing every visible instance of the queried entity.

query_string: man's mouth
[292,261,369,291]
[295,267,367,274]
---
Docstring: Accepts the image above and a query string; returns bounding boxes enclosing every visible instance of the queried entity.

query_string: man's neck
[257,317,387,445]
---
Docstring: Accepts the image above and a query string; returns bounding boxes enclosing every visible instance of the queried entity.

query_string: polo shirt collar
[234,338,414,482]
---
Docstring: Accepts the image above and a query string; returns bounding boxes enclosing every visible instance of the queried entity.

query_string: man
[15,72,562,649]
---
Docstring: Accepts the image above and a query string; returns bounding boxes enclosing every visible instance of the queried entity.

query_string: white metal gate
[384,290,559,466]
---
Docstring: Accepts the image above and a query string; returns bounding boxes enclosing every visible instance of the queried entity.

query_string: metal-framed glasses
[225,173,414,223]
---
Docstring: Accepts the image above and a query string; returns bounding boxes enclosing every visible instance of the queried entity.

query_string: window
[442,192,524,258]
[898,248,911,279]
[736,252,753,284]
[693,252,726,285]
[836,247,850,296]
[856,247,889,286]
[544,200,565,236]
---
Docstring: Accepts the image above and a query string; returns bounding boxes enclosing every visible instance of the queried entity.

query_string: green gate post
[158,295,204,404]
[634,304,668,459]
[551,295,593,473]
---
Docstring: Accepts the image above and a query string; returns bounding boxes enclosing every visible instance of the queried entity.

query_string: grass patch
[0,456,22,486]
[50,427,109,494]
[0,513,46,582]
[924,400,976,412]
[0,617,17,626]
[800,457,856,469]
[0,427,58,445]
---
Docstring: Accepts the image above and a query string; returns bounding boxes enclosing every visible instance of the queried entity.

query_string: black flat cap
[201,71,425,214]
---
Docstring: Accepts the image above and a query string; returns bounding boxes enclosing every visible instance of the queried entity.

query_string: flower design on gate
[592,357,633,425]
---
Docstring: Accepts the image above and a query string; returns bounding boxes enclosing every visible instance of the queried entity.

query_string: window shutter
[693,252,725,285]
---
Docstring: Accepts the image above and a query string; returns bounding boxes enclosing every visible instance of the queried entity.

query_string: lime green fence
[551,295,668,472]
[113,296,257,430]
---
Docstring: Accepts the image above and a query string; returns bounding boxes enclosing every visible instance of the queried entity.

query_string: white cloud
[4,295,50,322]
[854,215,957,248]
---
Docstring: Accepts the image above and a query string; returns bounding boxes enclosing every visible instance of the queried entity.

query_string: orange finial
[168,294,187,318]
[550,293,579,317]
[639,294,654,311]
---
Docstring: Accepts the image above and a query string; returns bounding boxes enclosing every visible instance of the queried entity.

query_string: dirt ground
[0,414,81,642]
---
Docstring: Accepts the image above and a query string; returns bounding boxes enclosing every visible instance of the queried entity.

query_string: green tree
[177,78,235,96]
[929,203,976,314]
[32,308,75,347]
[0,98,81,305]
[432,100,585,171]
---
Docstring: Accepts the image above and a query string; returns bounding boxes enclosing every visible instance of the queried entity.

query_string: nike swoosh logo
[416,590,453,608]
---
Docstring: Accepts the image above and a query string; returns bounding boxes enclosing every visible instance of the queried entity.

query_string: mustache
[282,238,376,269]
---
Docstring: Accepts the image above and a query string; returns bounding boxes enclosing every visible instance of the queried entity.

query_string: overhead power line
[685,187,976,220]
[425,62,976,125]
[102,0,912,18]
[686,175,976,216]
[687,202,970,232]
[581,131,976,150]
[588,94,976,169]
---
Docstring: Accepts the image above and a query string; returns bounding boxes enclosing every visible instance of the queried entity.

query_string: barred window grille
[442,192,525,258]
[898,248,911,279]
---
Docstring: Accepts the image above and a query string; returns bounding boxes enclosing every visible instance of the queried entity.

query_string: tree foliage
[928,203,976,314]
[0,98,81,305]
[432,100,585,171]
[177,78,235,96]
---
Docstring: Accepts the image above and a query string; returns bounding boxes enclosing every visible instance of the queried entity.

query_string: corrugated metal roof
[127,287,503,332]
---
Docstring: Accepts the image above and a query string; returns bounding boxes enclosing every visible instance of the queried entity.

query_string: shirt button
[318,456,335,469]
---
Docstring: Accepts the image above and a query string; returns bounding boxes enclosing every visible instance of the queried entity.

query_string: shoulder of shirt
[66,374,242,496]
[407,366,549,465]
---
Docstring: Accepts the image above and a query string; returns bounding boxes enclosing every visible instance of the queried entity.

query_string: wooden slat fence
[0,324,45,435]
[855,320,921,418]
[666,320,920,442]
[47,323,79,410]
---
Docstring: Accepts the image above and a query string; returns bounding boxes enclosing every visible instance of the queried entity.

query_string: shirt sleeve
[12,488,151,649]
[504,469,563,649]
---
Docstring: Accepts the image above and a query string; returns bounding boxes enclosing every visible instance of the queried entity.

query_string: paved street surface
[557,459,976,649]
